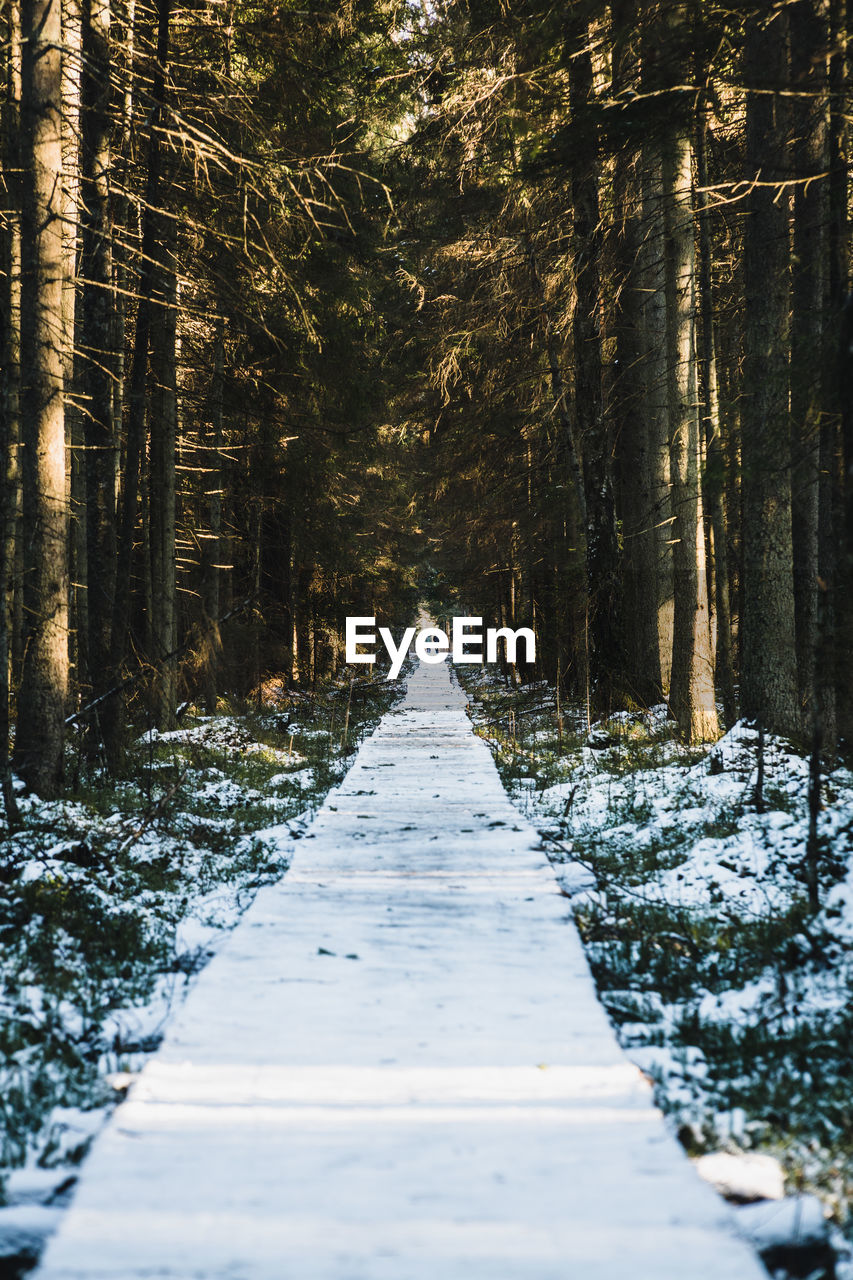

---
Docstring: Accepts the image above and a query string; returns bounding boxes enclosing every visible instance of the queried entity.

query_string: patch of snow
[694,1152,785,1203]
[733,1194,828,1249]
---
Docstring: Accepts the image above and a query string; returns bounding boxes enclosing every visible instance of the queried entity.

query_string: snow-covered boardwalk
[38,662,765,1279]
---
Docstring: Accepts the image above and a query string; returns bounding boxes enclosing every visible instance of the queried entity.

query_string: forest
[1,0,851,794]
[2,0,853,1275]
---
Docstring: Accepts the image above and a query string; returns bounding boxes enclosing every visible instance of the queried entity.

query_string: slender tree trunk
[1,0,22,820]
[539,301,588,707]
[741,8,801,737]
[640,149,675,696]
[202,314,224,713]
[0,347,19,821]
[695,104,736,727]
[517,216,588,702]
[253,499,263,695]
[111,0,135,505]
[148,228,178,729]
[14,0,70,795]
[62,0,84,702]
[664,126,719,742]
[289,508,300,685]
[297,560,312,685]
[568,20,609,717]
[638,0,683,701]
[611,0,662,705]
[831,0,853,741]
[109,0,171,754]
[61,0,81,378]
[0,319,18,820]
[790,0,830,726]
[79,0,119,756]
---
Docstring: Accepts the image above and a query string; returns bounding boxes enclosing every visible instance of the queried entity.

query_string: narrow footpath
[37,661,767,1279]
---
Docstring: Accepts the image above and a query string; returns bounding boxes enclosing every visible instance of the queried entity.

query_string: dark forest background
[2,0,852,800]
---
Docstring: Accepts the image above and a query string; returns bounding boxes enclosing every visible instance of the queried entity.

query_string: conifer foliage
[396,0,852,747]
[1,0,852,793]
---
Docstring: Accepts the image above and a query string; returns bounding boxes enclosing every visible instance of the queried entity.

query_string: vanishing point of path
[37,661,766,1279]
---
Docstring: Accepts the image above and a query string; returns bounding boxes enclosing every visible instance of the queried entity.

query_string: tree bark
[828,0,848,742]
[148,229,178,729]
[14,0,70,795]
[62,0,85,702]
[202,313,224,713]
[741,7,801,737]
[664,125,719,742]
[109,0,171,754]
[611,0,663,705]
[1,0,23,822]
[695,103,736,727]
[640,146,675,696]
[790,0,830,727]
[568,19,611,717]
[79,0,119,755]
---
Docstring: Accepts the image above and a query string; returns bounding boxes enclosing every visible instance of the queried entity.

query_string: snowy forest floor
[28,657,768,1280]
[3,661,853,1278]
[0,673,401,1274]
[460,667,853,1278]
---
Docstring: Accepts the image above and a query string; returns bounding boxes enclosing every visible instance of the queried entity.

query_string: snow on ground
[0,675,397,1274]
[461,669,853,1274]
[34,660,767,1280]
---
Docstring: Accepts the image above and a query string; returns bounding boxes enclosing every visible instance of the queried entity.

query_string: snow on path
[36,661,765,1279]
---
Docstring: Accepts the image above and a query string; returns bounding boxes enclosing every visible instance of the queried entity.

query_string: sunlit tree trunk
[148,228,178,729]
[741,7,800,736]
[664,125,719,742]
[62,0,85,700]
[14,0,70,795]
[695,103,736,727]
[640,150,674,695]
[3,1,24,689]
[1,0,23,821]
[202,313,225,713]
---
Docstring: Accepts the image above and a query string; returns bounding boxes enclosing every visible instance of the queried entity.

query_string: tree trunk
[14,0,70,795]
[640,148,675,696]
[827,0,848,742]
[109,0,171,754]
[148,229,178,730]
[62,0,85,704]
[1,0,22,819]
[790,0,830,728]
[1,0,22,822]
[202,314,224,713]
[695,113,736,727]
[80,0,119,755]
[611,0,663,705]
[110,0,135,509]
[664,126,719,742]
[568,20,609,718]
[740,7,801,737]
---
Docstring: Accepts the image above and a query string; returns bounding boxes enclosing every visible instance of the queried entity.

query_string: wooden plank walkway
[37,660,766,1279]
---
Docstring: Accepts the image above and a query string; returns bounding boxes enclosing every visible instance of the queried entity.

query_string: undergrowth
[459,664,853,1233]
[0,668,399,1192]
